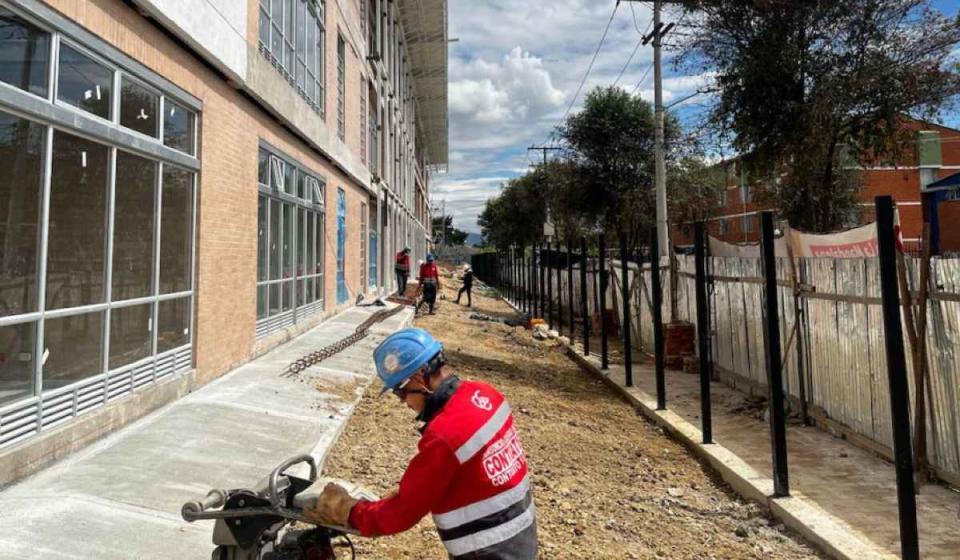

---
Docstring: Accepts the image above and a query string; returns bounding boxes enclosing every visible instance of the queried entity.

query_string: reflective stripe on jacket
[395,252,411,271]
[348,380,537,559]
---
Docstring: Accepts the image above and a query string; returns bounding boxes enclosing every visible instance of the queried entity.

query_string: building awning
[398,0,448,170]
[924,170,960,192]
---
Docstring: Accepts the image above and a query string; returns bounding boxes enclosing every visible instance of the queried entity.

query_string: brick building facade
[0,0,446,467]
[685,118,960,253]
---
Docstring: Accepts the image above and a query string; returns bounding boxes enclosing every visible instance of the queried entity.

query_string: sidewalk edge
[563,345,898,560]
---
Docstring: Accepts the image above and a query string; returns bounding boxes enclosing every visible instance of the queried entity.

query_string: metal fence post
[530,243,537,317]
[650,226,665,410]
[876,195,920,560]
[761,212,789,497]
[599,234,609,369]
[621,242,633,386]
[567,245,574,343]
[539,242,546,319]
[694,222,713,444]
[580,237,590,357]
[546,241,554,328]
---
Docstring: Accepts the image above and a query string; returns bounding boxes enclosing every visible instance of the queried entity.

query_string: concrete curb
[563,345,897,560]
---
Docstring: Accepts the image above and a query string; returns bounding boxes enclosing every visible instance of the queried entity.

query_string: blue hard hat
[426,253,435,262]
[374,328,443,395]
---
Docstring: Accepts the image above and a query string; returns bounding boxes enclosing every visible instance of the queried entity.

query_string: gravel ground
[322,267,825,559]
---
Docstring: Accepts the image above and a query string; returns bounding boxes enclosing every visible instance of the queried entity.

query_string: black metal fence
[472,200,922,559]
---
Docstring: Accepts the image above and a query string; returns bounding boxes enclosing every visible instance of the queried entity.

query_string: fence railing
[473,203,953,559]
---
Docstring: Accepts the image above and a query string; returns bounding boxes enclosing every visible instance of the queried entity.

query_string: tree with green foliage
[680,0,960,232]
[559,86,682,249]
[668,156,727,235]
[431,215,469,246]
[477,171,548,249]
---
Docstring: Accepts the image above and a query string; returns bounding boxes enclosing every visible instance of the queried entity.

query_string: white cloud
[449,48,564,125]
[437,0,708,234]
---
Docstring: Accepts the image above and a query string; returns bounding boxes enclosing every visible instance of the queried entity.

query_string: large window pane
[119,77,159,138]
[269,199,281,280]
[297,207,306,277]
[109,303,151,369]
[269,282,280,315]
[258,148,269,185]
[43,311,103,388]
[0,321,35,406]
[47,131,108,310]
[257,284,267,319]
[306,212,315,277]
[113,151,156,301]
[284,161,296,195]
[159,165,193,294]
[0,8,50,97]
[57,44,112,119]
[282,280,292,312]
[258,196,267,282]
[163,100,195,155]
[282,203,293,279]
[157,297,189,353]
[0,112,43,316]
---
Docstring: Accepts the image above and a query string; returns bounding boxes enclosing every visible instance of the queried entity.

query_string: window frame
[259,0,326,115]
[0,1,201,413]
[256,142,326,336]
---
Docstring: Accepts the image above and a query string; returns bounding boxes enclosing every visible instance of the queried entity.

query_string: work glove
[302,483,360,528]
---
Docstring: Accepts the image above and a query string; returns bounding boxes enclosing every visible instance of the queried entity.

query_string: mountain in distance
[465,232,484,247]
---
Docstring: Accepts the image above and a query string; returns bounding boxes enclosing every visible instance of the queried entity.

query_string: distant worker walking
[395,247,411,296]
[455,264,473,307]
[416,254,441,315]
[303,328,538,559]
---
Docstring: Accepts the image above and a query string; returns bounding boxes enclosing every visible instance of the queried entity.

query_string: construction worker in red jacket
[395,247,411,296]
[304,327,538,559]
[416,253,442,315]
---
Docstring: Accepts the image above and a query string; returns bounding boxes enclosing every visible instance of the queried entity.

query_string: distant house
[924,172,960,254]
[679,117,960,253]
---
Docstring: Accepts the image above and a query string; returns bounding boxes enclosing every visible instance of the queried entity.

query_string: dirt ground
[322,266,825,559]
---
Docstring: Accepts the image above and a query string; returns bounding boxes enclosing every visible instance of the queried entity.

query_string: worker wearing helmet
[416,253,441,315]
[303,328,538,559]
[455,264,474,307]
[395,247,411,296]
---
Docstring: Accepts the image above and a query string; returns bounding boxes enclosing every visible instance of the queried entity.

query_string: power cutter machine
[181,455,376,560]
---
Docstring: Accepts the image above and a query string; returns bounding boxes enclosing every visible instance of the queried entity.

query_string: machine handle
[268,454,318,507]
[181,489,226,522]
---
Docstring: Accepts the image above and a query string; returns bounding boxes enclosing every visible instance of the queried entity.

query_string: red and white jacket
[349,378,537,559]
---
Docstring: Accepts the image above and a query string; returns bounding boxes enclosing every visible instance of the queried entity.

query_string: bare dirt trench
[322,266,826,559]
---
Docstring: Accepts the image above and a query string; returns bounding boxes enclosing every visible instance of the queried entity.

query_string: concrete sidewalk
[0,304,413,560]
[567,348,960,559]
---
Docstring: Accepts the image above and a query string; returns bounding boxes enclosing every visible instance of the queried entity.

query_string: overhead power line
[546,2,620,145]
[614,4,653,87]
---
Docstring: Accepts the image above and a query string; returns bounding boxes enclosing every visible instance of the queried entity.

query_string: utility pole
[626,0,678,317]
[527,145,562,167]
[653,0,668,260]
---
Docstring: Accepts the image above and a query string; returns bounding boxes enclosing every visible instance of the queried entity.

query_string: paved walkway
[579,350,960,559]
[0,304,412,560]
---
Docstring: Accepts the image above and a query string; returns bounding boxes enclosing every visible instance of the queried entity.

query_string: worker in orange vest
[395,247,411,296]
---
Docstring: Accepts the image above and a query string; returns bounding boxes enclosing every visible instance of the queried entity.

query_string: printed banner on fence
[709,211,900,259]
[786,223,879,258]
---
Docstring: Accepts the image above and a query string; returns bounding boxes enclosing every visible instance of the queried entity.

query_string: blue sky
[434,0,960,234]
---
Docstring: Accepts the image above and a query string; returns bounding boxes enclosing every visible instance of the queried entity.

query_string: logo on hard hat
[384,353,401,373]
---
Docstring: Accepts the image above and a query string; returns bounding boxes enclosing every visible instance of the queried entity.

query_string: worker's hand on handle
[301,483,359,528]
